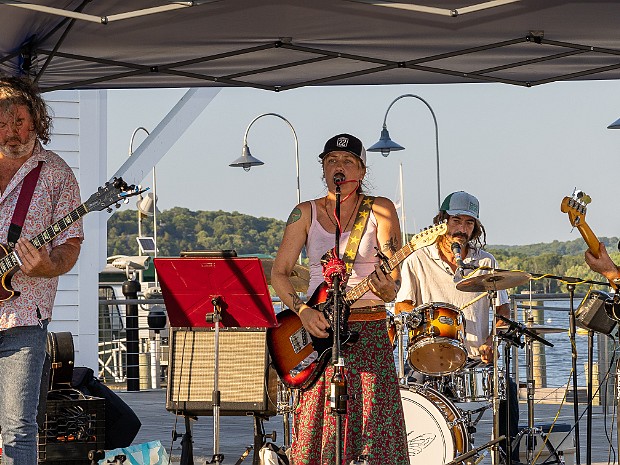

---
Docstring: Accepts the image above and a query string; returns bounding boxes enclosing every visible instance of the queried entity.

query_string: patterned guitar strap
[342,195,375,276]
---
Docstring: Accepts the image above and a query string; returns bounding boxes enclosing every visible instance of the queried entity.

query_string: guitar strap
[342,195,375,275]
[8,161,43,248]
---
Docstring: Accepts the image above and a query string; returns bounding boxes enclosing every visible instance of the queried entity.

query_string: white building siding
[45,90,108,371]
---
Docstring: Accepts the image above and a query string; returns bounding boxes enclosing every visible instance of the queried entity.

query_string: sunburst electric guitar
[267,222,447,391]
[0,177,144,302]
[561,190,619,314]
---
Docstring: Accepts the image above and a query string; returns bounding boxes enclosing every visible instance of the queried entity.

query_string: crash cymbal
[523,323,567,334]
[456,270,531,292]
[259,258,309,293]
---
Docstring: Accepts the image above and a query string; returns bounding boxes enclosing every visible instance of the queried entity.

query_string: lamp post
[368,94,441,210]
[229,113,301,264]
[129,127,159,277]
[229,113,301,206]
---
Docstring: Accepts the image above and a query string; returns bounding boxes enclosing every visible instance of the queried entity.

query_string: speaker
[166,327,277,416]
[576,290,617,335]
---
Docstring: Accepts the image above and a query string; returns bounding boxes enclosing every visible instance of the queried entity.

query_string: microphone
[451,242,466,269]
[333,173,345,185]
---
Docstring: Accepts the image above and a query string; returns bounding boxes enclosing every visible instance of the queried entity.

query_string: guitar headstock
[560,189,591,228]
[410,221,448,248]
[84,177,147,212]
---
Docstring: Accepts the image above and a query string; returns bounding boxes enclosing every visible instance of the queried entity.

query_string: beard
[0,130,37,159]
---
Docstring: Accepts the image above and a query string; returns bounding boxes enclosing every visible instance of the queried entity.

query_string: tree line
[108,208,619,294]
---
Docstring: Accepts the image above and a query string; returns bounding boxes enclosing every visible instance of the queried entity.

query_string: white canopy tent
[1,1,620,92]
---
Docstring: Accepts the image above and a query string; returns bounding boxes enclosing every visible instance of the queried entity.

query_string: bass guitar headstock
[560,189,591,229]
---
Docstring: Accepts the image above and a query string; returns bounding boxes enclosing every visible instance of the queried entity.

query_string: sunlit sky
[105,80,620,246]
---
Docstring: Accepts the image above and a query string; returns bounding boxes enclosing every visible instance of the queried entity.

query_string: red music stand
[154,256,277,465]
[154,256,277,329]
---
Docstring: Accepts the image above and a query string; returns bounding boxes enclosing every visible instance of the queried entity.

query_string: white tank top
[306,199,381,300]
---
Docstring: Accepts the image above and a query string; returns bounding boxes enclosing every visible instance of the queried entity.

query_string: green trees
[107,208,285,257]
[108,208,619,294]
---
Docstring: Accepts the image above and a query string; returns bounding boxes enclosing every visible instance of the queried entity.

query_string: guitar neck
[576,223,618,290]
[576,223,601,258]
[0,203,88,274]
[344,242,412,304]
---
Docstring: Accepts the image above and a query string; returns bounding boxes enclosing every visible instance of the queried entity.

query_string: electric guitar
[267,222,448,391]
[561,190,619,317]
[0,177,144,302]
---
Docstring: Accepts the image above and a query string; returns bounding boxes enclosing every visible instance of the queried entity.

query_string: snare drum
[401,385,469,464]
[407,302,467,376]
[449,366,493,403]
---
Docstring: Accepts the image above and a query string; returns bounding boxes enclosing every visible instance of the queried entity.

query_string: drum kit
[391,269,567,465]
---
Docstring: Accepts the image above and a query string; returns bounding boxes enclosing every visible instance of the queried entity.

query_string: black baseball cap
[319,133,367,166]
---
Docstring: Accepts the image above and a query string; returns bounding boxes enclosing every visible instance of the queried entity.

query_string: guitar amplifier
[166,327,278,416]
[576,290,616,335]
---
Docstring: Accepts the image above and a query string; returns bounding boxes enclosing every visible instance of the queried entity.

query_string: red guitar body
[266,283,356,391]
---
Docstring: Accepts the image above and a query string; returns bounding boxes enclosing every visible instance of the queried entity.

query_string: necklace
[323,195,360,232]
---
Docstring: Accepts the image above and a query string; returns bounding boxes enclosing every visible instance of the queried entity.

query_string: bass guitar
[0,177,144,302]
[267,222,447,391]
[561,190,619,317]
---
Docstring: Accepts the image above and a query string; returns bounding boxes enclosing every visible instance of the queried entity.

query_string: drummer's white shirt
[396,243,509,359]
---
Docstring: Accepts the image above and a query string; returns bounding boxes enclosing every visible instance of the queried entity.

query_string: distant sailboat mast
[399,162,407,245]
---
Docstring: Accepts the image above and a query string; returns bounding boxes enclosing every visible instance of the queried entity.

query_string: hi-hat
[259,258,309,293]
[456,270,531,292]
[523,323,566,334]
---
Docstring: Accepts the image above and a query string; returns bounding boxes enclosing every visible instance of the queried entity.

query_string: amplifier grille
[166,327,277,416]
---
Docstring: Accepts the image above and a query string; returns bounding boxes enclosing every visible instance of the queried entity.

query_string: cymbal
[523,323,567,334]
[456,270,531,292]
[259,258,309,293]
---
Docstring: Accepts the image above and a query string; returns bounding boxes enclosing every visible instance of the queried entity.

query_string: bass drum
[401,386,469,464]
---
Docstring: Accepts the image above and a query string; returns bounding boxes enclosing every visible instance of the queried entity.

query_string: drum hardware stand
[503,316,557,465]
[497,318,526,465]
[564,283,582,465]
[446,435,505,465]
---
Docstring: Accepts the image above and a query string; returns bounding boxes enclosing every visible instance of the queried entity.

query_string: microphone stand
[330,183,348,465]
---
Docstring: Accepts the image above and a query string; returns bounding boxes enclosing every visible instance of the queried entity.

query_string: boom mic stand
[330,182,348,465]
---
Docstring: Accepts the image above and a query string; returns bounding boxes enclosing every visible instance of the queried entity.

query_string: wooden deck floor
[116,389,618,464]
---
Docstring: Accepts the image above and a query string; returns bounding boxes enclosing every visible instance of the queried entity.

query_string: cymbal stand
[489,289,501,465]
[511,328,561,465]
[566,283,581,465]
[498,321,525,465]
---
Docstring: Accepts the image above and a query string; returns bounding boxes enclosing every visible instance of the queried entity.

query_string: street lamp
[128,127,159,272]
[368,94,441,210]
[229,112,301,207]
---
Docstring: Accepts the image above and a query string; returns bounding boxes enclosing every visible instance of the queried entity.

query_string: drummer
[394,190,519,459]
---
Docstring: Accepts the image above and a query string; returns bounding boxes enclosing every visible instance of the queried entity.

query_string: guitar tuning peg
[106,207,112,213]
[581,194,592,205]
[116,202,122,208]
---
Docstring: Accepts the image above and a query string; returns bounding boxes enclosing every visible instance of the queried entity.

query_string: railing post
[123,279,141,391]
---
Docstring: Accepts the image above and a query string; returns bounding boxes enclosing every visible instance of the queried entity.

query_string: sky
[105,80,620,247]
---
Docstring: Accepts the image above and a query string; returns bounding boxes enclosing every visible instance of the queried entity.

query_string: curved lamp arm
[129,126,159,283]
[244,112,301,206]
[382,94,441,209]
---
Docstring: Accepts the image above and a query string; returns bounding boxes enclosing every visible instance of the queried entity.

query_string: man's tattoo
[289,293,304,313]
[287,208,302,225]
[382,235,399,254]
